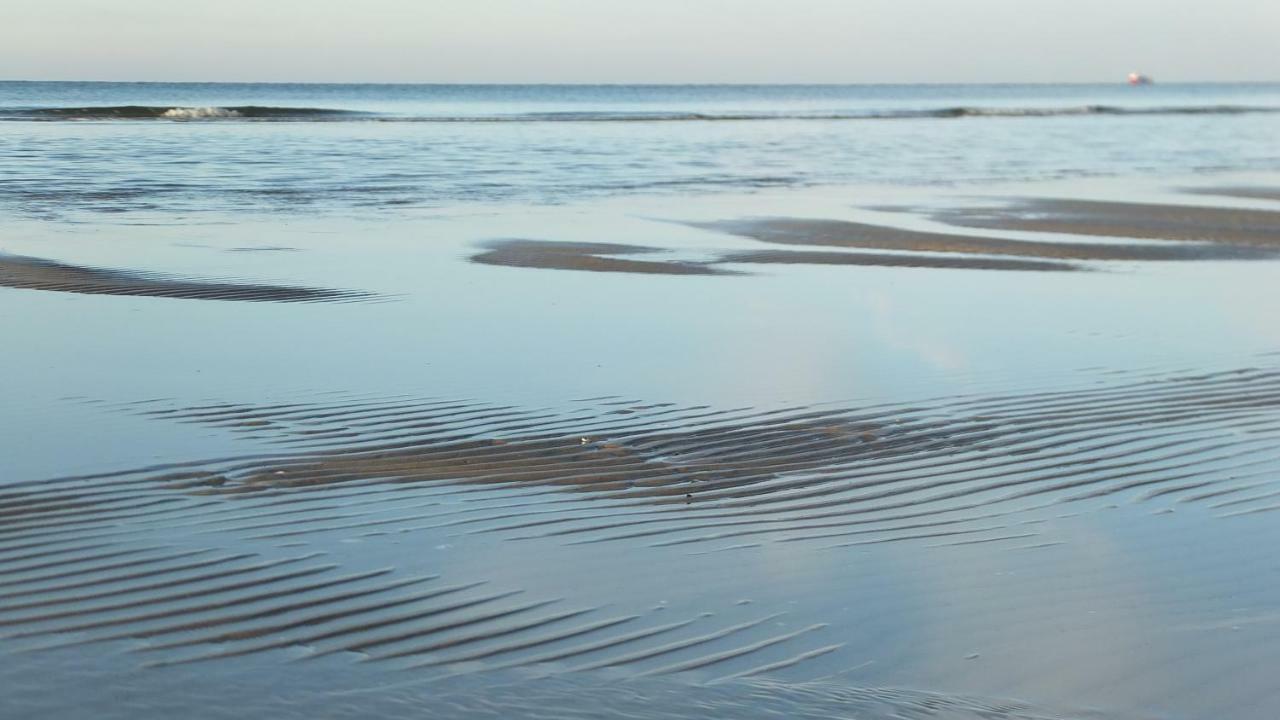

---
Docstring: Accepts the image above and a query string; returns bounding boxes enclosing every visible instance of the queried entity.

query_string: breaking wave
[160,106,243,119]
[4,105,364,120]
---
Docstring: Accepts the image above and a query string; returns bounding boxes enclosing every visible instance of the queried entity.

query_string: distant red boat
[1127,72,1153,85]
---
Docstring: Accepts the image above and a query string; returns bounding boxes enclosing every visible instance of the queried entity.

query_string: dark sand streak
[1183,187,1280,203]
[696,216,1279,261]
[471,240,735,276]
[718,249,1078,272]
[932,198,1280,246]
[471,238,1082,274]
[0,252,373,303]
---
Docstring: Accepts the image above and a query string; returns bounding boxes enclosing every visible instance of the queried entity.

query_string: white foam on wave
[161,107,242,120]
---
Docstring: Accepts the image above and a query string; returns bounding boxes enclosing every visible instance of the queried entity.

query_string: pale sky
[4,0,1278,83]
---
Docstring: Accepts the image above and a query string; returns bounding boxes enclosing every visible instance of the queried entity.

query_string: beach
[3,82,1280,720]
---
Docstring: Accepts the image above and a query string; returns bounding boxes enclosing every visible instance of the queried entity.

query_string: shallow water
[2,83,1280,719]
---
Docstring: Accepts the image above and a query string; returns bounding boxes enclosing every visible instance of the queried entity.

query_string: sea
[3,82,1280,720]
[2,81,1279,220]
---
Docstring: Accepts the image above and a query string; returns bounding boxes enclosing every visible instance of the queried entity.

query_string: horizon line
[4,78,1279,87]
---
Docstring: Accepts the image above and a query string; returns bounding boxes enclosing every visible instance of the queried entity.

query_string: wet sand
[471,239,1082,274]
[696,215,1279,262]
[931,198,1280,246]
[717,248,1078,271]
[5,358,1280,718]
[470,240,734,276]
[6,179,1280,720]
[0,252,371,302]
[472,195,1280,279]
[7,364,1280,633]
[1183,186,1280,202]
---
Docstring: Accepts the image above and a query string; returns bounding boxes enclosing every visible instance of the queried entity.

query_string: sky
[4,0,1278,83]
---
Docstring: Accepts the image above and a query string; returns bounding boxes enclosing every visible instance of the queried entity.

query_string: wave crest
[5,105,360,121]
[160,106,243,119]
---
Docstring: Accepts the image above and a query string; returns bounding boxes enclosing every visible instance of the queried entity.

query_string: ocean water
[1,81,1278,219]
[4,83,1280,720]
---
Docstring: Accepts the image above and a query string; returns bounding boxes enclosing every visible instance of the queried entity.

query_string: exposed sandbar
[934,198,1280,247]
[0,252,370,303]
[473,239,1080,276]
[470,240,734,276]
[695,217,1276,262]
[718,249,1077,272]
[1182,186,1280,202]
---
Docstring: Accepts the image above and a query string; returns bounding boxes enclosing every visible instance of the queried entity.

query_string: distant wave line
[3,104,1278,122]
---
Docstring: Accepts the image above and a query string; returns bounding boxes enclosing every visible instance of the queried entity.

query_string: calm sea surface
[2,81,1278,219]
